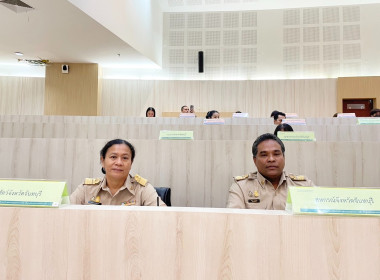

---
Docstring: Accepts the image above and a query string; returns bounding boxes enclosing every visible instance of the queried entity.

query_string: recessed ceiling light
[14,52,24,56]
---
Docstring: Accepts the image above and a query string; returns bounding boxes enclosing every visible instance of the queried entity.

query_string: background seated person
[205,110,220,119]
[274,123,294,136]
[146,107,156,117]
[70,139,166,206]
[273,111,286,125]
[227,133,314,210]
[181,105,189,113]
[270,110,280,117]
[370,108,380,117]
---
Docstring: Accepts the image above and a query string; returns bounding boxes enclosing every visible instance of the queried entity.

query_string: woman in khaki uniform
[70,139,165,206]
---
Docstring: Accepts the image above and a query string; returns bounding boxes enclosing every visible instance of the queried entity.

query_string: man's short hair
[252,133,285,158]
[273,112,286,121]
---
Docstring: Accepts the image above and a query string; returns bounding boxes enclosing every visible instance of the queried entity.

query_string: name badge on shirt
[248,199,260,203]
[122,201,136,206]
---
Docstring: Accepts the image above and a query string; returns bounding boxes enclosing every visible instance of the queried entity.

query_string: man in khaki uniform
[70,174,166,206]
[227,133,314,210]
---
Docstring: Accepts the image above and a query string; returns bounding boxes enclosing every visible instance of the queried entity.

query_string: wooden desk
[0,206,379,279]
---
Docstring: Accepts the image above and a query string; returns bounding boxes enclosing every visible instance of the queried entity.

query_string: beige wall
[44,63,100,115]
[337,76,380,112]
[0,76,44,115]
[0,76,337,117]
[101,79,337,117]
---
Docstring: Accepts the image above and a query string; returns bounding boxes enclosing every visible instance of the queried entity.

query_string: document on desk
[286,186,380,216]
[0,179,69,207]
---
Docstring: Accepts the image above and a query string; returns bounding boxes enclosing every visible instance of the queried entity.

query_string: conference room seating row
[0,138,378,208]
[0,122,379,141]
[0,115,359,125]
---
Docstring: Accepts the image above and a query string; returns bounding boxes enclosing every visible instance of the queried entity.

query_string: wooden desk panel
[0,206,379,280]
[1,122,380,141]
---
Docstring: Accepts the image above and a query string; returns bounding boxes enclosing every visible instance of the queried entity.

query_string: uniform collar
[99,174,135,196]
[256,171,287,187]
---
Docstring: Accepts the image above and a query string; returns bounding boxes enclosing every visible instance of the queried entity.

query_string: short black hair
[274,123,294,136]
[100,139,136,174]
[145,107,156,117]
[273,112,286,121]
[205,110,219,119]
[270,110,280,117]
[252,133,285,158]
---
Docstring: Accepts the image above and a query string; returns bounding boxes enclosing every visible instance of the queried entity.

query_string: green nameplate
[286,186,380,216]
[277,131,316,141]
[0,179,68,207]
[357,118,380,125]
[159,130,194,140]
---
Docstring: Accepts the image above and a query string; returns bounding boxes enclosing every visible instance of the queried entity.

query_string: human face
[211,112,220,119]
[147,110,155,117]
[253,139,285,182]
[274,115,285,125]
[182,106,189,113]
[101,144,132,181]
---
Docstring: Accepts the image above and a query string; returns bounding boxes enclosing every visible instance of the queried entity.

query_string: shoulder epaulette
[134,174,147,186]
[234,175,249,181]
[289,174,306,181]
[84,178,101,185]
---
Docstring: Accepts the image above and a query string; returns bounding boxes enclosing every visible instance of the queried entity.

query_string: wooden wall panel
[0,138,378,207]
[0,207,379,280]
[1,122,380,142]
[44,63,99,115]
[0,77,44,115]
[337,76,380,112]
[0,77,338,117]
[101,79,337,117]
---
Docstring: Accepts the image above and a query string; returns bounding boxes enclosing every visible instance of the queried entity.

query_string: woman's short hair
[100,139,136,174]
[205,110,219,119]
[145,107,156,117]
[274,123,294,136]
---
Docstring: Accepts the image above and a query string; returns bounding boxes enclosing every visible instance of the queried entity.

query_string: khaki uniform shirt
[227,171,314,210]
[70,174,166,206]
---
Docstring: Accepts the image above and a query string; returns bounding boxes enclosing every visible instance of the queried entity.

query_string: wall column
[44,63,101,115]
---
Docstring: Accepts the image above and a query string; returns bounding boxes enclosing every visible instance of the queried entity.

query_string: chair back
[154,187,171,206]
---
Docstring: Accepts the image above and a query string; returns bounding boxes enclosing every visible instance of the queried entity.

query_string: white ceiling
[0,0,157,69]
[1,0,380,76]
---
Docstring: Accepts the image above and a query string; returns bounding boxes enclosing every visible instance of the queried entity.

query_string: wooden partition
[162,111,235,117]
[1,206,379,280]
[44,63,100,115]
[0,122,380,141]
[337,76,380,112]
[0,138,379,207]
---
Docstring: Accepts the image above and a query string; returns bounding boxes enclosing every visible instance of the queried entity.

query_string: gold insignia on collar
[248,191,254,197]
[84,178,101,185]
[289,174,306,181]
[235,175,249,181]
[254,190,259,197]
[134,174,147,186]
